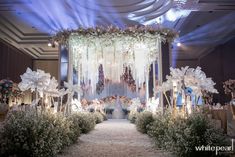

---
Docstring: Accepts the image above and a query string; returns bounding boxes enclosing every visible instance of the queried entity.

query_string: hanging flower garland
[96,64,104,94]
[121,66,136,92]
[53,26,177,96]
[51,25,178,45]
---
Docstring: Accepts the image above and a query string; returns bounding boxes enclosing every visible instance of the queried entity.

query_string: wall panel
[0,40,33,82]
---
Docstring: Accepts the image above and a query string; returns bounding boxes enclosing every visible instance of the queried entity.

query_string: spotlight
[177,42,181,47]
[48,42,52,47]
[48,40,56,47]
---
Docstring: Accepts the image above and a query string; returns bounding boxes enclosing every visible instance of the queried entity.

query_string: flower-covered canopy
[52,26,177,45]
[58,26,177,95]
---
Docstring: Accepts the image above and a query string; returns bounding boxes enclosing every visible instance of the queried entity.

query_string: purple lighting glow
[9,0,126,34]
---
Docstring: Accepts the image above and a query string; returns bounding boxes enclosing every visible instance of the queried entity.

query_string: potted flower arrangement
[223,79,235,101]
[223,79,235,120]
[12,83,23,104]
[0,79,13,115]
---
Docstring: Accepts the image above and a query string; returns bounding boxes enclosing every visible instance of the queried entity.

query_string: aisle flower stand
[0,79,14,121]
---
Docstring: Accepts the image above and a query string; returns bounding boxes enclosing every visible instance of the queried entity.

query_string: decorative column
[59,45,69,86]
[159,41,170,111]
[59,45,69,112]
[67,42,73,114]
[145,69,149,103]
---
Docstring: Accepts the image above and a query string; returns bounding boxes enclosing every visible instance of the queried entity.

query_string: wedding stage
[53,26,177,115]
[1,1,235,156]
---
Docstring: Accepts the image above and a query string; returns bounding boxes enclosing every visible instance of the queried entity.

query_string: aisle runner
[58,120,171,157]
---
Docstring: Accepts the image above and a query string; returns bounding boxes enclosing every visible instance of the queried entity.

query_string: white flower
[157,80,172,92]
[44,77,59,97]
[64,81,81,95]
[18,68,51,95]
[158,66,218,96]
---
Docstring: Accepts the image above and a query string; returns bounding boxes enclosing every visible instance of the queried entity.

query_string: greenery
[145,111,231,157]
[135,111,154,134]
[0,110,99,157]
[128,111,138,123]
[147,111,172,148]
[72,112,96,134]
[67,114,81,143]
[99,112,108,121]
[92,112,104,124]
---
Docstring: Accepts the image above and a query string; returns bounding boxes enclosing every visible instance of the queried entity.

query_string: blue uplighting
[180,12,235,45]
[11,0,124,34]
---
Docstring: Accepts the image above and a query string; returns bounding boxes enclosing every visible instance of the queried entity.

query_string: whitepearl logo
[195,139,234,155]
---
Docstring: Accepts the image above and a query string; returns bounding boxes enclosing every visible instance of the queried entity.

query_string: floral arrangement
[0,79,14,103]
[51,25,177,45]
[119,96,132,109]
[129,97,144,112]
[101,96,117,105]
[0,110,98,157]
[18,68,51,95]
[68,112,96,134]
[18,68,77,113]
[12,83,23,98]
[202,91,213,104]
[223,79,235,95]
[135,111,154,133]
[159,66,218,96]
[133,110,230,157]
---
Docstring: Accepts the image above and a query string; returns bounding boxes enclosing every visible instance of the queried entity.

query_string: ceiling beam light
[177,42,181,47]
